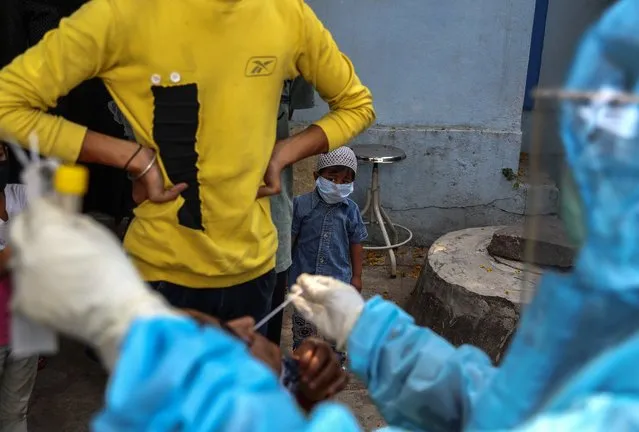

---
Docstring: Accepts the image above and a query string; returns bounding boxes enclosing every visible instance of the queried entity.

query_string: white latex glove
[291,274,365,350]
[9,198,177,371]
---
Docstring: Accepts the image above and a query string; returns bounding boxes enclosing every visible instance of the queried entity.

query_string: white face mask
[316,177,354,204]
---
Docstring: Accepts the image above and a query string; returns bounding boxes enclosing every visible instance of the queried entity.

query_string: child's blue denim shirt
[290,189,367,285]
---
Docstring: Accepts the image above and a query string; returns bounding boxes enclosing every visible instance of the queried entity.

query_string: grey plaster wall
[294,0,539,244]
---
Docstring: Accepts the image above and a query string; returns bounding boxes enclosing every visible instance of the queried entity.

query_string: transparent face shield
[519,93,576,304]
[521,87,639,304]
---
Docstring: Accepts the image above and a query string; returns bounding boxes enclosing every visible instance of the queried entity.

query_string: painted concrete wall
[294,0,537,245]
[522,0,610,182]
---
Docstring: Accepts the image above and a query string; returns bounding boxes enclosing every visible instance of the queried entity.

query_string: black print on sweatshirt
[152,84,203,231]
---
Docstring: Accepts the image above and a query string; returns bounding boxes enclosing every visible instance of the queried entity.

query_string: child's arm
[348,206,368,292]
[349,243,364,292]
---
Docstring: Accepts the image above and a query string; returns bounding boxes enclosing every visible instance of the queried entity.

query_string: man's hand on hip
[76,132,187,205]
[129,147,188,205]
[257,125,329,199]
[257,155,284,198]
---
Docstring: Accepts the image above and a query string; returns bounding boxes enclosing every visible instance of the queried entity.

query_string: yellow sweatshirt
[0,0,375,288]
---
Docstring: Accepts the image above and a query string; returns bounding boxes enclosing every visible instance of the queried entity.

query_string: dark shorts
[266,269,289,346]
[155,270,276,336]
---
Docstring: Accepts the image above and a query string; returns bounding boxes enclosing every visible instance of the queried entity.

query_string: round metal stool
[351,144,413,278]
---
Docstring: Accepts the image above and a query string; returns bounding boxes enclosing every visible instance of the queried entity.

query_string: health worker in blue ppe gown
[291,0,639,430]
[8,2,639,432]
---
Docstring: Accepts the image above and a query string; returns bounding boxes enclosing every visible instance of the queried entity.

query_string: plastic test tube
[54,164,89,213]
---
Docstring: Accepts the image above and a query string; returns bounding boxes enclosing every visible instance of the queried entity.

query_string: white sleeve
[0,221,7,250]
[1,184,29,247]
[7,184,29,215]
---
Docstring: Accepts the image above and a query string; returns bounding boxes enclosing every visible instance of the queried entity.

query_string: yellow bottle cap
[54,164,89,196]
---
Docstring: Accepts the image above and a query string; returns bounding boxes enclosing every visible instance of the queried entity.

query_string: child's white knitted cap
[317,146,358,175]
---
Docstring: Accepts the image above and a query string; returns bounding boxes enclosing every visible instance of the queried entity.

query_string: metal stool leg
[379,206,399,246]
[361,183,372,221]
[370,164,397,278]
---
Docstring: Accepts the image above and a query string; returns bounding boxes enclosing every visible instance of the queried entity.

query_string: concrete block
[487,218,575,268]
[406,227,541,362]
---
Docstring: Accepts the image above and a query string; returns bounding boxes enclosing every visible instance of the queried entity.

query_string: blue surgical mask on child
[316,177,354,204]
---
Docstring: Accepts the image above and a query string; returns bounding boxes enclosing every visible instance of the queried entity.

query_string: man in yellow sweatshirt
[0,0,375,332]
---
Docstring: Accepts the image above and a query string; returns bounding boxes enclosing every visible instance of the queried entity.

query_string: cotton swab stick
[253,291,303,332]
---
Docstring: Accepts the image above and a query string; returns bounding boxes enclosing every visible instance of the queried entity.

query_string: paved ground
[26,248,424,431]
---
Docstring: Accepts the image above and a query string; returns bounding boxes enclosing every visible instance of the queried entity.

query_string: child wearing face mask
[289,146,367,365]
[0,143,38,431]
